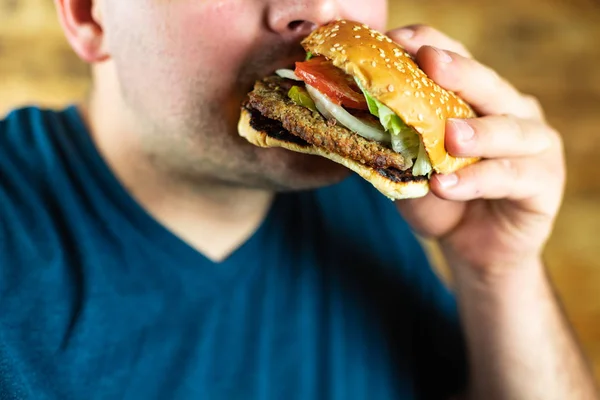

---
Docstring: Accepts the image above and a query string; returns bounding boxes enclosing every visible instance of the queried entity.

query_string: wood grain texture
[1,0,599,383]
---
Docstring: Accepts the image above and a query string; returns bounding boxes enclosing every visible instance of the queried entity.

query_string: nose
[266,0,340,38]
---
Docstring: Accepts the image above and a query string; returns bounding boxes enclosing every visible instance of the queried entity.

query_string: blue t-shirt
[0,106,467,400]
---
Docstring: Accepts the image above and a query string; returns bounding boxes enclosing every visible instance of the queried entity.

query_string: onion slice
[275,69,302,81]
[305,84,390,144]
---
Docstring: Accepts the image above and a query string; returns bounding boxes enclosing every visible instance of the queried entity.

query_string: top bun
[301,19,479,174]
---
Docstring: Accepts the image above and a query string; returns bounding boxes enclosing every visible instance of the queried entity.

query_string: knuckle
[503,114,526,143]
[550,127,564,150]
[484,65,503,89]
[500,158,521,183]
[404,24,472,58]
[522,94,544,117]
[452,41,472,57]
[409,24,437,37]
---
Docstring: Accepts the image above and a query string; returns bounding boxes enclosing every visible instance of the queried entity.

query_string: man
[0,0,597,399]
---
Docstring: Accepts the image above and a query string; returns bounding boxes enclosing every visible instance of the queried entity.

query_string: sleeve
[411,252,469,399]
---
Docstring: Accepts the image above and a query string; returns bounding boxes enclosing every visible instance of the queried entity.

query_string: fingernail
[431,46,452,63]
[449,118,475,142]
[436,173,458,189]
[395,28,415,40]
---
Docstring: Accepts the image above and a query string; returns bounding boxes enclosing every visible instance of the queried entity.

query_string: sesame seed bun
[238,108,430,200]
[301,19,480,174]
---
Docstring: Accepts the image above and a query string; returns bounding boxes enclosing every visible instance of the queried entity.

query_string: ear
[54,0,108,63]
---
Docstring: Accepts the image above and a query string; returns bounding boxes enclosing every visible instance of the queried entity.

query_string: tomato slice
[294,56,368,110]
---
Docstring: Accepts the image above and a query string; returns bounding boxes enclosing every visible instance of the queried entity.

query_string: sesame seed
[355,35,361,39]
[404,90,411,96]
[371,61,377,67]
[388,84,395,92]
[341,49,346,54]
[330,47,336,52]
[331,33,337,37]
[371,45,377,49]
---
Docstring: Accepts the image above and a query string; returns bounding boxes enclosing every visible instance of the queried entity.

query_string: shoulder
[0,105,79,202]
[1,105,59,144]
[0,105,78,173]
[0,105,83,264]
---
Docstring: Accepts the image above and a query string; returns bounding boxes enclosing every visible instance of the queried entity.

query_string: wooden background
[1,0,599,383]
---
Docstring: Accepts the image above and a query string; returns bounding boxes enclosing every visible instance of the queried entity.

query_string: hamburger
[238,19,479,200]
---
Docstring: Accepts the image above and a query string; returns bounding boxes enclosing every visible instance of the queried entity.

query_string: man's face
[98,0,388,191]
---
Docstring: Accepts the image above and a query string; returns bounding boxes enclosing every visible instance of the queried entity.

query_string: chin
[250,146,352,192]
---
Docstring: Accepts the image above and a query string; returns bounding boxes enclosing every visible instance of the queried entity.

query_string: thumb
[395,191,466,238]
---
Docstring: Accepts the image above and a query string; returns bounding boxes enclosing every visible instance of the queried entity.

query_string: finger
[445,115,553,159]
[430,158,545,202]
[396,192,466,238]
[416,46,543,119]
[386,24,473,58]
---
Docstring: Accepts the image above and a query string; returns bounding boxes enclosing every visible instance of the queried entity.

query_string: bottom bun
[238,109,430,200]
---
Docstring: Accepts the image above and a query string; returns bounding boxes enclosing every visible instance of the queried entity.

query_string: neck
[78,86,274,263]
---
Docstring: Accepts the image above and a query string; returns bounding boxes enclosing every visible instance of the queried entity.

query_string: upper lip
[241,53,305,96]
[266,57,303,76]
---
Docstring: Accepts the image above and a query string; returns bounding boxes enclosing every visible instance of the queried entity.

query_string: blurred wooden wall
[1,0,600,383]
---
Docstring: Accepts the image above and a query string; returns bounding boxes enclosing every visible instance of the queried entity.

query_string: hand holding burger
[239,20,564,272]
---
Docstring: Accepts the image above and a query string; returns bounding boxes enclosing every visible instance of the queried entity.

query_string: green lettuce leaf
[354,77,411,137]
[354,77,432,175]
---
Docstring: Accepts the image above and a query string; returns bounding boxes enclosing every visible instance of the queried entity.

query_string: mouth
[240,57,305,99]
[263,58,303,80]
